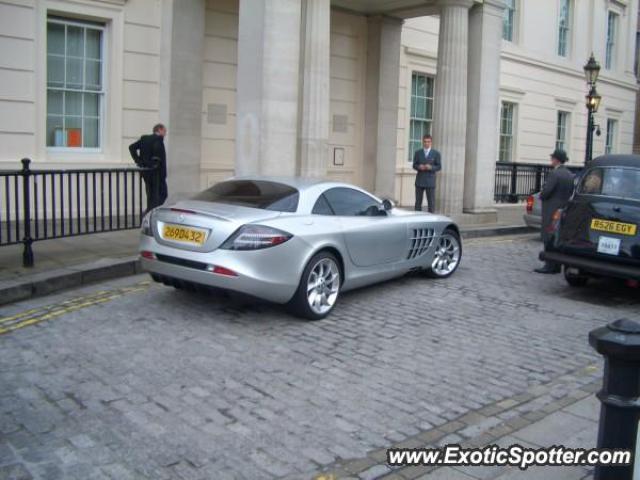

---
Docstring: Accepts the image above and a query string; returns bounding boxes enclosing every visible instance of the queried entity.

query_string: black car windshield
[193,180,299,212]
[578,167,640,201]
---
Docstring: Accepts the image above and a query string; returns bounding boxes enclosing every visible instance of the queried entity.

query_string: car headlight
[220,225,292,250]
[141,212,153,236]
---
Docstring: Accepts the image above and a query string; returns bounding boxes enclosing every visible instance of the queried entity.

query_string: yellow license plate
[162,224,207,246]
[590,218,637,236]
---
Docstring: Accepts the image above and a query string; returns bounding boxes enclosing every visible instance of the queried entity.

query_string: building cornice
[501,50,639,92]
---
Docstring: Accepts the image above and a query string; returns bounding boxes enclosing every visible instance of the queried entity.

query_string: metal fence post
[589,318,640,480]
[509,163,518,203]
[21,158,34,267]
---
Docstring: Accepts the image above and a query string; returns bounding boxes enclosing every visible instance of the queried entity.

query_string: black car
[542,154,640,286]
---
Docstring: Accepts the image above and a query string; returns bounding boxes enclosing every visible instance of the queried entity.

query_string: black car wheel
[564,267,589,287]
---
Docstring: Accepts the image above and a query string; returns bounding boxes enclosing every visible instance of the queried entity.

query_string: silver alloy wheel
[306,257,340,315]
[431,233,461,276]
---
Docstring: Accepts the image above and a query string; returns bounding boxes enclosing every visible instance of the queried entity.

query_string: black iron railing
[0,158,158,267]
[494,161,583,203]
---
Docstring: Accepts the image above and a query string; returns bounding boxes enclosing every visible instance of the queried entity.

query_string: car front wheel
[425,228,462,278]
[289,251,341,320]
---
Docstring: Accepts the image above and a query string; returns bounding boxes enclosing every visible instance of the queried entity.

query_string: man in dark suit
[535,149,575,274]
[413,134,441,213]
[129,123,168,213]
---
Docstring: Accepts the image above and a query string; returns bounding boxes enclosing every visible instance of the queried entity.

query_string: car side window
[323,187,383,216]
[312,194,334,215]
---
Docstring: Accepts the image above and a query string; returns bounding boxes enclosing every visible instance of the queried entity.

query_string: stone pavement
[0,234,638,479]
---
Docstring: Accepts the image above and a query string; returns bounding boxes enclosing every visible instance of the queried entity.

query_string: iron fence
[494,161,583,203]
[0,158,158,267]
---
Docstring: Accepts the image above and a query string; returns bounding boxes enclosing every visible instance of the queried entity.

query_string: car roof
[226,175,362,191]
[590,154,640,168]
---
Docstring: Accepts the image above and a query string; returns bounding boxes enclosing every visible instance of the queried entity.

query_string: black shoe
[534,265,561,274]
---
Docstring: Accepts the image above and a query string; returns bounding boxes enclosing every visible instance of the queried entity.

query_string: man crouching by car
[535,149,575,274]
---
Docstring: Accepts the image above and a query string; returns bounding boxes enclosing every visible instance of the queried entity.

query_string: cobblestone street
[1,234,638,479]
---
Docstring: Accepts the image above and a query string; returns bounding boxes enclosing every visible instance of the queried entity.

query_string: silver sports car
[139,177,462,319]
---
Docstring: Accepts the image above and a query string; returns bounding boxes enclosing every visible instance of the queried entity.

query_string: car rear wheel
[289,251,341,320]
[425,228,462,279]
[564,267,589,287]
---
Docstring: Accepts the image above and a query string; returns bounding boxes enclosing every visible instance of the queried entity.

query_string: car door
[322,187,407,267]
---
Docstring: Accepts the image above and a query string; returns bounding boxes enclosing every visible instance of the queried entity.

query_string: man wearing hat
[535,149,575,274]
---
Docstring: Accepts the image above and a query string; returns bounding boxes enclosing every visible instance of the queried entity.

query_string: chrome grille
[407,228,435,259]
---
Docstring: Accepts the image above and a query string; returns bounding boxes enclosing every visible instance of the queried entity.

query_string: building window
[557,0,571,57]
[556,111,570,151]
[605,12,618,70]
[499,102,516,162]
[46,17,104,149]
[605,119,617,155]
[408,72,434,160]
[503,0,516,41]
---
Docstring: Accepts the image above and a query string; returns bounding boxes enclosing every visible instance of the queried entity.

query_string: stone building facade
[0,0,637,218]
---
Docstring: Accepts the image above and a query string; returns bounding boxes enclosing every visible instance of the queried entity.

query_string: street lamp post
[584,54,602,165]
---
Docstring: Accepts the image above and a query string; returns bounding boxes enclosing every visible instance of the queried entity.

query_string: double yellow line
[0,282,151,335]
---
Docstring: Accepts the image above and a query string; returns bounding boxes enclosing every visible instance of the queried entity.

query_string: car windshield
[578,167,640,201]
[193,180,299,212]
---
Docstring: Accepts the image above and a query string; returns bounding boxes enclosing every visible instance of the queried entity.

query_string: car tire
[424,228,462,279]
[288,251,341,320]
[564,268,588,287]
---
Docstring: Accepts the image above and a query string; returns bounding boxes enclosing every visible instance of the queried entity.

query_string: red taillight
[140,251,156,260]
[208,265,238,277]
[526,195,534,214]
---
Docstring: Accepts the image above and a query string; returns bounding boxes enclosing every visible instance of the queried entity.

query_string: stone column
[363,16,403,199]
[432,0,474,215]
[236,0,302,177]
[464,0,504,215]
[299,0,331,177]
[160,0,205,201]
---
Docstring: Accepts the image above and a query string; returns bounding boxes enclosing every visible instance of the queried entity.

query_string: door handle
[612,207,621,213]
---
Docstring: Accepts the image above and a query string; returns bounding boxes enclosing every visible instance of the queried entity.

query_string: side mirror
[382,199,394,211]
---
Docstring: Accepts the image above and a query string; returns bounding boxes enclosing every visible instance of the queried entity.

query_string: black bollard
[589,318,640,480]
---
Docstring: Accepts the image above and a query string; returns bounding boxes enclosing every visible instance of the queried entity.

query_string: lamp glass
[584,55,601,85]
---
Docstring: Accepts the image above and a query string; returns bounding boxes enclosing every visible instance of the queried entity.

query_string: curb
[0,225,536,306]
[461,225,536,239]
[0,256,142,307]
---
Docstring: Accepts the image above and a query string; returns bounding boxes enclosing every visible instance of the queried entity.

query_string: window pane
[85,60,101,90]
[65,116,82,148]
[83,117,99,148]
[415,97,426,118]
[323,188,380,216]
[47,90,63,115]
[46,115,64,147]
[417,75,426,97]
[86,29,101,59]
[47,55,65,87]
[47,23,65,55]
[66,25,84,57]
[84,93,99,117]
[312,195,334,215]
[65,91,82,116]
[66,57,83,89]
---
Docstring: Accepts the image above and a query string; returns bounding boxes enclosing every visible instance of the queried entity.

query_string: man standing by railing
[534,149,575,274]
[129,123,168,213]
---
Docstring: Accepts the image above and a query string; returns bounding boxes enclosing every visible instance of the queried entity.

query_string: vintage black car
[542,154,640,286]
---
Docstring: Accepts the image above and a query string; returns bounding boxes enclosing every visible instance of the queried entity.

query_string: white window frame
[605,118,618,155]
[46,16,106,154]
[408,71,435,162]
[502,0,517,42]
[605,11,618,70]
[556,111,571,152]
[499,101,517,163]
[557,0,572,57]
